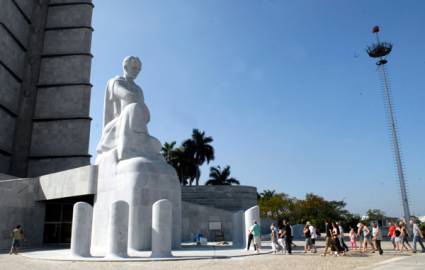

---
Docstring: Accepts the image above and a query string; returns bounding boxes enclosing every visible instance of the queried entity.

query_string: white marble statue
[91,56,181,255]
[96,56,160,161]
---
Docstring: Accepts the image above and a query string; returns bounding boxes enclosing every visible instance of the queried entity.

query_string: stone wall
[0,177,45,250]
[181,185,257,212]
[181,201,234,242]
[0,165,97,250]
[0,0,93,177]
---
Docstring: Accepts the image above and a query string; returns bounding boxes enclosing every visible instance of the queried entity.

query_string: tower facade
[0,0,94,177]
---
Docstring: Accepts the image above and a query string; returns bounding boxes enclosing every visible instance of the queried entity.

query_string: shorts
[395,237,401,243]
[12,239,20,248]
[253,236,260,245]
[305,238,312,245]
[311,238,316,245]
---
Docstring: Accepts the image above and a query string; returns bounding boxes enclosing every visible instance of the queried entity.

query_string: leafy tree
[258,192,293,221]
[182,129,215,186]
[260,189,276,200]
[205,165,240,185]
[366,209,385,225]
[258,192,358,231]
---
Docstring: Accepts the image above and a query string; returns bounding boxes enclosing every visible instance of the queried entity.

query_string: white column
[244,205,260,247]
[70,202,93,257]
[151,199,172,258]
[232,210,245,248]
[106,200,129,258]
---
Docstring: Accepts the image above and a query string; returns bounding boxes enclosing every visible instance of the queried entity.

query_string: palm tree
[161,141,176,163]
[161,142,197,186]
[205,165,240,186]
[183,129,215,186]
[172,147,198,186]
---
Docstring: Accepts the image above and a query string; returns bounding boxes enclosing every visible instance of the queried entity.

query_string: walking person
[394,223,403,252]
[304,223,312,253]
[277,223,286,254]
[387,221,396,249]
[283,219,292,255]
[411,218,425,253]
[246,230,255,251]
[332,222,345,256]
[270,223,278,254]
[349,227,358,250]
[372,223,383,255]
[337,222,349,252]
[322,220,333,256]
[9,225,25,255]
[357,223,365,255]
[362,223,376,253]
[400,222,412,252]
[249,220,261,254]
[308,221,318,253]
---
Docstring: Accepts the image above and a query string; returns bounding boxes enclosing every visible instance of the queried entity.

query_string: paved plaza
[1,240,424,270]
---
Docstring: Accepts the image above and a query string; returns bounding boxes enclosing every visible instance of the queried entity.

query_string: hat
[306,221,311,226]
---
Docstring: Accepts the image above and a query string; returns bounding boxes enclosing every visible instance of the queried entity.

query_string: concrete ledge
[27,157,91,178]
[37,165,97,200]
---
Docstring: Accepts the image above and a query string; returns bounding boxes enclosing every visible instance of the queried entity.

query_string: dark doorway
[43,195,94,245]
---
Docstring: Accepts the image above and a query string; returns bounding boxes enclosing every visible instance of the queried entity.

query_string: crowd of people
[246,218,425,256]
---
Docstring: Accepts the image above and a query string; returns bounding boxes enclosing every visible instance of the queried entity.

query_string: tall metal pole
[378,64,411,223]
[367,26,411,224]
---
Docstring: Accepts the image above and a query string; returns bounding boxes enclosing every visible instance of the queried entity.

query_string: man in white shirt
[410,219,425,253]
[372,223,383,255]
[307,222,317,253]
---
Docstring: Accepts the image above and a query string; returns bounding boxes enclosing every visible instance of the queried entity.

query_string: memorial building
[0,0,258,252]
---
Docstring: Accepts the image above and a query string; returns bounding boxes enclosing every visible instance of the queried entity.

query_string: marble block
[106,200,129,258]
[70,202,92,257]
[232,210,245,248]
[117,157,181,251]
[244,205,260,246]
[151,199,172,258]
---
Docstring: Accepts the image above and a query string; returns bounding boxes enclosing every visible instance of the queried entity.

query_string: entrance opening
[43,195,94,245]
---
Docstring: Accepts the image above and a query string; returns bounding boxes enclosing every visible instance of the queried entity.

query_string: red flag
[372,26,380,33]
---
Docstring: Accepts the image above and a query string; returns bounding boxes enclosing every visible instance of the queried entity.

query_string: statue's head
[123,56,142,80]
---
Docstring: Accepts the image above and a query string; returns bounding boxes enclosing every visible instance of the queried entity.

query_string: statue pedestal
[117,157,181,251]
[90,149,181,256]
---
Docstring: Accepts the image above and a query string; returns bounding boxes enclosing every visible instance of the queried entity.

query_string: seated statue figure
[91,56,181,255]
[96,56,161,162]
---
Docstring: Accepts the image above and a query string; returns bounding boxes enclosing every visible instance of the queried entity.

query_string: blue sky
[89,0,425,217]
